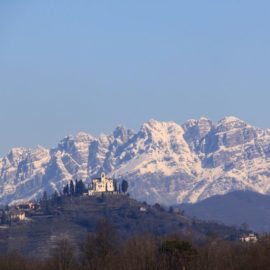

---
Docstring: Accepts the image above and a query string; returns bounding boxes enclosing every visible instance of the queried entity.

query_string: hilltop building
[15,202,40,211]
[10,210,26,222]
[88,173,116,195]
[240,233,258,243]
[139,206,147,212]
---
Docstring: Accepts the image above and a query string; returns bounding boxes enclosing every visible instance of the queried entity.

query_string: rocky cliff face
[1,116,270,205]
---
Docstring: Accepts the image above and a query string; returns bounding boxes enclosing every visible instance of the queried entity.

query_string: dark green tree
[42,190,48,201]
[1,209,9,224]
[121,180,128,193]
[52,191,60,206]
[41,191,50,214]
[79,180,86,194]
[63,184,69,195]
[75,179,79,195]
[69,180,75,196]
[113,181,117,192]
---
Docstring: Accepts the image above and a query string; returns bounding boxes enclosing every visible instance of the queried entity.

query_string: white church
[88,173,116,195]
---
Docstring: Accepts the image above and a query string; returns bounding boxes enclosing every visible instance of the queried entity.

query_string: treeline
[1,219,270,270]
[63,179,87,196]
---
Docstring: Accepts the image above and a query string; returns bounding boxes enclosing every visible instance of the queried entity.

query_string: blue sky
[0,1,270,155]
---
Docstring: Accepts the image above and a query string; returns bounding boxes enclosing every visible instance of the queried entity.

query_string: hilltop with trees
[63,179,87,196]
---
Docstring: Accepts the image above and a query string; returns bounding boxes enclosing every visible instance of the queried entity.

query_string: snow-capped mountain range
[1,116,270,205]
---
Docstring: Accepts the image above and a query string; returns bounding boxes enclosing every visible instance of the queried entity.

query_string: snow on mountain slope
[1,117,270,205]
[0,146,50,204]
[113,119,199,176]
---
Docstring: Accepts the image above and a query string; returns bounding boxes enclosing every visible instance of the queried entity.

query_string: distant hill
[1,194,248,258]
[181,191,270,233]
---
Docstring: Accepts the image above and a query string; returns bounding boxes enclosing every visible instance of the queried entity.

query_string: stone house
[240,233,258,243]
[88,173,115,195]
[10,210,26,221]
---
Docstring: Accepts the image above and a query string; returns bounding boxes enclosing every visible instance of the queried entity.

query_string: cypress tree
[113,181,117,192]
[70,180,75,196]
[63,184,69,195]
[121,180,128,193]
[77,180,86,195]
[75,179,79,195]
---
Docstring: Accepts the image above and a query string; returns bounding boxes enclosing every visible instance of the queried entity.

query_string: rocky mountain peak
[35,145,48,151]
[141,118,165,131]
[140,119,182,139]
[6,147,29,164]
[183,117,213,152]
[216,116,247,131]
[74,132,95,142]
[1,117,270,206]
[113,125,134,141]
[219,116,243,123]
